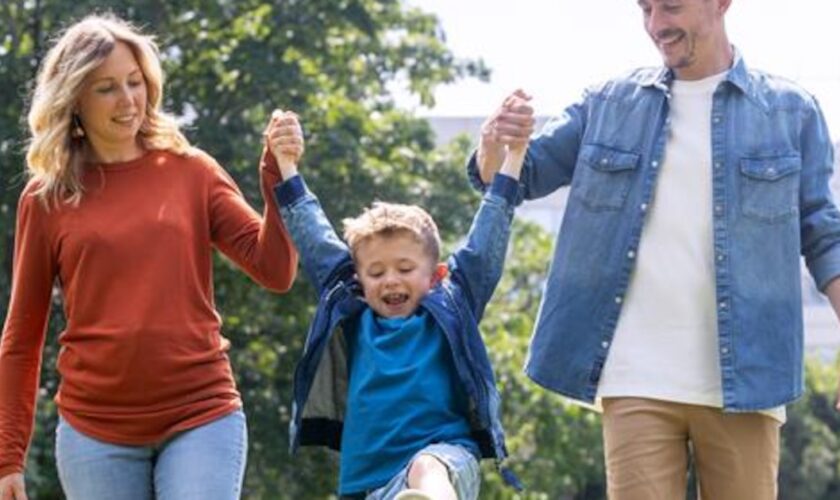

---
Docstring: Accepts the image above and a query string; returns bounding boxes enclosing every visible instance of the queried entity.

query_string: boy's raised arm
[499,144,526,181]
[449,140,526,321]
[265,111,355,293]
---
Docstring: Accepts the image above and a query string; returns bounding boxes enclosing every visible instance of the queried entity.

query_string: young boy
[264,111,526,500]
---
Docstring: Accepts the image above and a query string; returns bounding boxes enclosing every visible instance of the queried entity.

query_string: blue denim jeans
[55,409,247,500]
[366,443,480,500]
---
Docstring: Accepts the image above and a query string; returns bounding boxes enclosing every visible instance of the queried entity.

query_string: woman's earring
[71,114,85,138]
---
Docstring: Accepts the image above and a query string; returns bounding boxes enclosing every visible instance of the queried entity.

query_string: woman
[0,14,298,499]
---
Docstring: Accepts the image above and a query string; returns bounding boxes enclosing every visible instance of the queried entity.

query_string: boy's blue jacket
[274,173,522,488]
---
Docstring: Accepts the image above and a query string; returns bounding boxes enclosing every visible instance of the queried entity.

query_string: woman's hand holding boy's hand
[264,110,304,179]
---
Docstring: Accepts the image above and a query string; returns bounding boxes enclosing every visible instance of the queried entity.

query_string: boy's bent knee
[407,454,450,485]
[406,454,457,500]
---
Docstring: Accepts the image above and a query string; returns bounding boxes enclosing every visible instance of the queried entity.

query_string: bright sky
[402,0,840,138]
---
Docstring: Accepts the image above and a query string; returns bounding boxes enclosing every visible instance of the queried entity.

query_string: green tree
[779,358,840,500]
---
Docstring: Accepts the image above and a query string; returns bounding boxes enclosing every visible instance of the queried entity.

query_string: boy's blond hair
[343,202,441,264]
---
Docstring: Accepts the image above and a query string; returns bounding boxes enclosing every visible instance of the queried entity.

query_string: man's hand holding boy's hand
[265,109,304,179]
[478,89,534,183]
[497,94,530,180]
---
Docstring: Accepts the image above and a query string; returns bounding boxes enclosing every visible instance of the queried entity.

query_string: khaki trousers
[602,398,780,500]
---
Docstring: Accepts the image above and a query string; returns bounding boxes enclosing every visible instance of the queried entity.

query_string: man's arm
[793,98,840,412]
[822,278,840,411]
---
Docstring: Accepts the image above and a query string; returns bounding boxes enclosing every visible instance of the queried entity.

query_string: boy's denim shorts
[365,442,480,500]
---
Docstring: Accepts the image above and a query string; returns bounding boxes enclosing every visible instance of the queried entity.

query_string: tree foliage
[780,359,840,500]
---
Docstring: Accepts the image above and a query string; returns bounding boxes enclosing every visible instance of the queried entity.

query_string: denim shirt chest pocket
[739,155,801,223]
[572,144,641,211]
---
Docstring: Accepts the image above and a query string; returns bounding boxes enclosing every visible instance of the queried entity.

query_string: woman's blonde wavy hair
[26,13,191,206]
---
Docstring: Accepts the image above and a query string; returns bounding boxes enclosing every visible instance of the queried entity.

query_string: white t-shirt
[596,70,784,422]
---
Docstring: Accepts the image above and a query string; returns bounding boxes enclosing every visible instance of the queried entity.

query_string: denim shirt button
[721,347,729,354]
[713,116,721,124]
[640,203,648,212]
[714,161,722,169]
[719,301,728,309]
[714,205,723,214]
[651,160,659,168]
[614,296,623,304]
[601,340,610,349]
[627,250,636,259]
[717,253,725,262]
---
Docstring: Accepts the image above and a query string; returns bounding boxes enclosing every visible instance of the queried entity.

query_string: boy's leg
[153,409,248,500]
[403,454,456,499]
[369,443,480,500]
[55,416,154,500]
[688,407,779,500]
[602,398,691,500]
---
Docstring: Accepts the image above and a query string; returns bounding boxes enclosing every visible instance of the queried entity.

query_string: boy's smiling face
[355,231,446,318]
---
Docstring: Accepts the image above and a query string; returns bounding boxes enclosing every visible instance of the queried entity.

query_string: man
[470,1,840,499]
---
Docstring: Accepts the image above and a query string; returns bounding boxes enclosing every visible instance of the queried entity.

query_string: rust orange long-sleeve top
[0,148,298,477]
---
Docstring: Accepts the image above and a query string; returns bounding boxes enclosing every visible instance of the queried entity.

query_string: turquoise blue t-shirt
[338,308,478,495]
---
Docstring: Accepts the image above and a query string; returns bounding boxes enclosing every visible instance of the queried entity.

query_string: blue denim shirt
[275,174,522,489]
[468,50,840,412]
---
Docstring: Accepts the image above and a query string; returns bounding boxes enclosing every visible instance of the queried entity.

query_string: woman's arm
[0,186,56,481]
